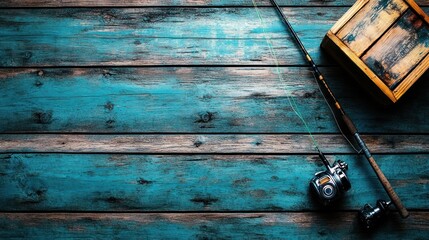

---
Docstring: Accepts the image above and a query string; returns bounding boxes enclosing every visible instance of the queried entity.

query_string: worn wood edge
[0,134,427,153]
[1,0,428,7]
[0,212,428,239]
[323,32,397,103]
[0,0,354,7]
[321,32,393,104]
[392,0,429,100]
[330,0,370,34]
[327,33,396,102]
[394,54,429,100]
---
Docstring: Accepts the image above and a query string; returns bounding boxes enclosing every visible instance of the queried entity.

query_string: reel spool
[309,151,351,205]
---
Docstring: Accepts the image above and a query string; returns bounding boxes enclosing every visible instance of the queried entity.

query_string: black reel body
[359,200,392,229]
[310,152,351,205]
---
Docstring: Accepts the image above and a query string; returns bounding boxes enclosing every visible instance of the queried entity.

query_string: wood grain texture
[1,153,428,211]
[321,31,398,103]
[330,0,370,34]
[337,0,409,57]
[0,134,428,154]
[1,212,429,239]
[0,1,427,237]
[323,0,429,104]
[0,7,359,67]
[362,9,429,89]
[1,0,428,7]
[1,67,428,133]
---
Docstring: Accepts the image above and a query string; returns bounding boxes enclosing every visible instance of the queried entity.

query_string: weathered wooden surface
[0,7,343,67]
[321,0,429,104]
[1,0,428,7]
[1,212,429,239]
[0,134,428,153]
[1,67,428,133]
[0,1,428,239]
[1,154,428,211]
[0,7,426,67]
[337,0,409,57]
[362,9,429,88]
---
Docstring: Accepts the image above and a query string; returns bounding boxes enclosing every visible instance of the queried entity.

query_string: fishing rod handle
[354,133,409,219]
[367,155,409,219]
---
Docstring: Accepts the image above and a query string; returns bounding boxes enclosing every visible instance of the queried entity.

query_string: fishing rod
[267,0,409,221]
[251,0,352,206]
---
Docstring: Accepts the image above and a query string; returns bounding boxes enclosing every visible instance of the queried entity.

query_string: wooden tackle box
[321,0,429,104]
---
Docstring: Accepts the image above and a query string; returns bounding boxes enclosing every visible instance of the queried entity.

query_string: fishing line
[255,0,409,220]
[312,71,362,154]
[252,2,352,206]
[251,0,320,151]
[251,0,361,154]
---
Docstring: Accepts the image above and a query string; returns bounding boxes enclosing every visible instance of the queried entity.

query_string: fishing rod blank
[268,0,409,219]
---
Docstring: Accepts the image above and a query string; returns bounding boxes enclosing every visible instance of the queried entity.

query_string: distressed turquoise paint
[0,7,352,66]
[0,2,428,238]
[0,134,427,154]
[0,67,329,133]
[1,212,428,239]
[0,154,427,211]
[1,67,428,133]
[0,0,428,7]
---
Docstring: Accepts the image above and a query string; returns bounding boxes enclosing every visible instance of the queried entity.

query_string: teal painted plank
[0,0,428,7]
[0,7,355,67]
[0,67,428,133]
[0,134,427,154]
[1,154,427,211]
[1,212,428,239]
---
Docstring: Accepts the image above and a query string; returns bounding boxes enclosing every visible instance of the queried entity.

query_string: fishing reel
[359,199,392,229]
[310,152,351,205]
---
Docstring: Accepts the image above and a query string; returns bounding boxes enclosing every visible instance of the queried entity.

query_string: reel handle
[359,200,391,229]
